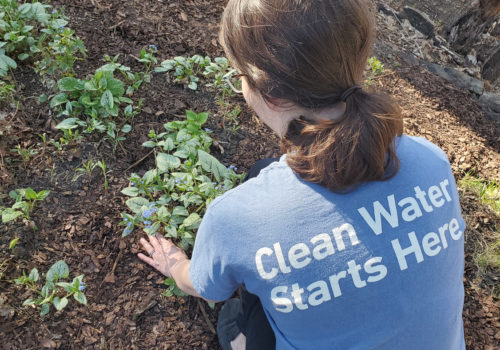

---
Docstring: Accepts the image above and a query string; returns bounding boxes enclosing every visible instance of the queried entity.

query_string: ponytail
[282,89,403,192]
[220,0,403,191]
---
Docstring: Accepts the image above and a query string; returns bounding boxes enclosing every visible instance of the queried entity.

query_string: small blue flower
[204,128,212,132]
[175,179,181,183]
[130,182,135,186]
[215,186,219,190]
[123,226,133,235]
[141,180,144,184]
[149,44,158,50]
[144,220,151,225]
[126,222,132,227]
[143,208,157,218]
[51,9,56,14]
[79,282,85,291]
[228,165,237,170]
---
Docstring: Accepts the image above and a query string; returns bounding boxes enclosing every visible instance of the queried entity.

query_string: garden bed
[0,0,498,349]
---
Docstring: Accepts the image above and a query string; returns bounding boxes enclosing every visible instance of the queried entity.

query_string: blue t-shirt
[190,135,465,350]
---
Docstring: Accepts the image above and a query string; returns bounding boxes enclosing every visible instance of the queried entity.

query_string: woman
[138,0,466,349]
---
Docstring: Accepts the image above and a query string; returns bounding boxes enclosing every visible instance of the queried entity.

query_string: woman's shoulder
[398,135,450,163]
[206,157,294,213]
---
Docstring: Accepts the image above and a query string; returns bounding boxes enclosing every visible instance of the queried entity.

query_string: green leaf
[142,169,157,184]
[46,260,69,282]
[55,118,80,130]
[18,53,29,60]
[197,150,228,181]
[106,78,124,96]
[182,213,202,229]
[144,221,161,235]
[165,225,177,238]
[0,54,17,70]
[2,208,23,223]
[121,186,139,197]
[56,281,74,292]
[28,268,39,282]
[126,197,150,213]
[124,105,133,117]
[50,19,68,29]
[53,296,68,311]
[36,190,50,200]
[121,124,132,133]
[50,92,68,108]
[142,141,156,148]
[24,188,37,200]
[58,77,82,92]
[74,292,87,305]
[156,153,181,172]
[39,94,48,103]
[40,303,50,316]
[172,206,189,217]
[22,298,35,306]
[41,284,51,298]
[186,110,208,126]
[9,237,19,250]
[100,90,114,109]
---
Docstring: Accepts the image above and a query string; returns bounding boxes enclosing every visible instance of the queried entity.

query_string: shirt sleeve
[189,202,240,301]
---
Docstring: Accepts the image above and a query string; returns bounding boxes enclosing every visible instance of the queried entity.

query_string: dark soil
[0,0,498,349]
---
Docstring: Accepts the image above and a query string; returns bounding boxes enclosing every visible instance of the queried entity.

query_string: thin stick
[125,149,154,171]
[197,299,216,334]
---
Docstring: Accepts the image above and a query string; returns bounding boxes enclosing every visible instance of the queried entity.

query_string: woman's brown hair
[220,0,403,192]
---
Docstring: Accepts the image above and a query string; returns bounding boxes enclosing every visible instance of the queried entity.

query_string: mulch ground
[0,0,498,349]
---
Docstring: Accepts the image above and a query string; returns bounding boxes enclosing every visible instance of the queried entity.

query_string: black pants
[237,158,278,350]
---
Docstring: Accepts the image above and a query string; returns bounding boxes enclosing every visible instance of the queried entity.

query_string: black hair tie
[340,85,362,102]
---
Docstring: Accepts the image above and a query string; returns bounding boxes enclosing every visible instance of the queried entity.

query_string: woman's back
[190,135,465,349]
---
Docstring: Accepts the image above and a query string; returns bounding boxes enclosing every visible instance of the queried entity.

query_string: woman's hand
[138,233,188,278]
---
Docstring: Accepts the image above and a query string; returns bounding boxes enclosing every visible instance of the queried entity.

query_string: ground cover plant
[0,0,499,349]
[0,0,86,86]
[15,260,87,316]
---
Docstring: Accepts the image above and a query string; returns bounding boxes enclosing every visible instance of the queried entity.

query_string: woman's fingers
[147,233,163,253]
[140,237,154,255]
[138,253,156,267]
[156,234,175,251]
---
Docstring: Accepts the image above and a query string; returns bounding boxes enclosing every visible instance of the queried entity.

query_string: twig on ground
[125,149,154,171]
[197,299,216,334]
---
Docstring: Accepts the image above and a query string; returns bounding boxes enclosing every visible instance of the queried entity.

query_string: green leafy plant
[102,48,156,96]
[120,110,245,251]
[1,187,50,223]
[49,64,139,148]
[0,1,86,80]
[163,277,188,297]
[155,55,207,90]
[459,174,500,214]
[0,79,15,102]
[155,55,238,91]
[15,260,86,316]
[459,173,500,295]
[73,159,98,182]
[9,237,19,250]
[97,159,109,190]
[34,16,86,85]
[368,56,385,76]
[10,144,38,162]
